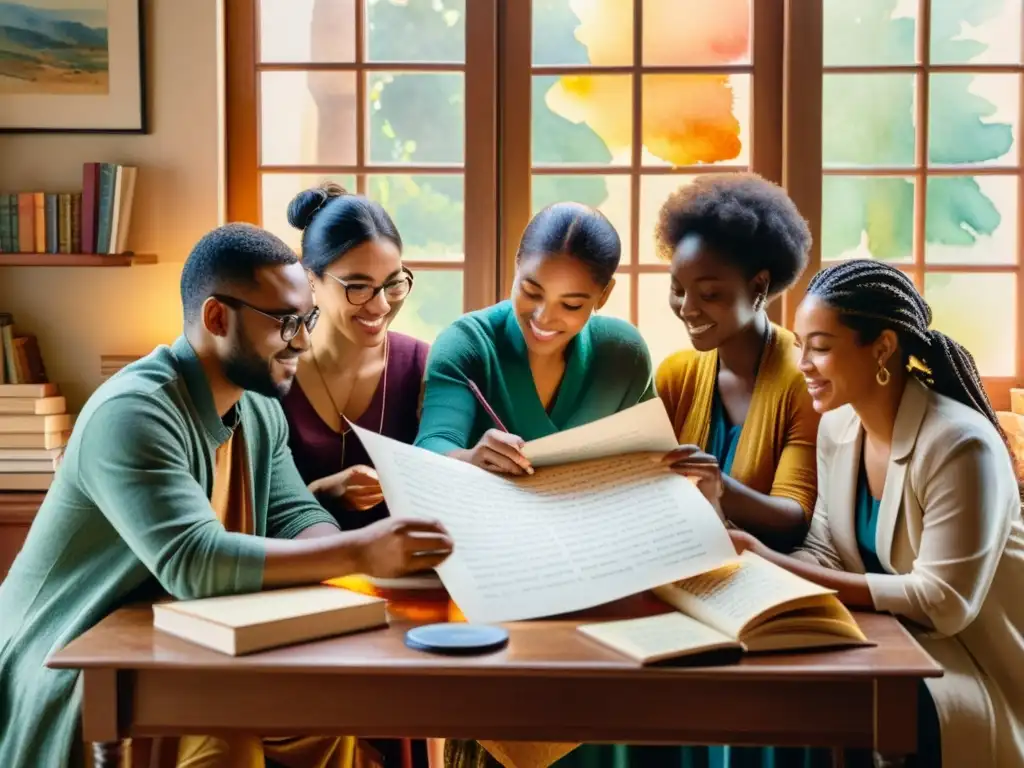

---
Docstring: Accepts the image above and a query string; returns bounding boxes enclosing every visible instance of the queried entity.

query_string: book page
[352,425,736,623]
[579,612,741,663]
[521,399,679,467]
[653,551,836,639]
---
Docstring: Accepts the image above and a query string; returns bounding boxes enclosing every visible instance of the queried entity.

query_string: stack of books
[0,162,138,255]
[100,353,143,381]
[0,382,72,492]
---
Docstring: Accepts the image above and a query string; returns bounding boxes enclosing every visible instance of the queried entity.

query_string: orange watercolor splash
[554,0,750,166]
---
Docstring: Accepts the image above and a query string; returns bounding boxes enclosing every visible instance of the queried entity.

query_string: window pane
[928,74,1019,167]
[530,175,632,262]
[822,0,918,66]
[925,273,1015,376]
[639,272,690,370]
[261,173,357,250]
[822,74,916,168]
[930,0,1022,64]
[532,0,633,66]
[367,175,464,262]
[643,0,751,66]
[389,269,464,342]
[259,0,355,63]
[925,176,1017,264]
[532,75,632,166]
[642,75,750,167]
[366,0,466,64]
[597,273,631,325]
[368,72,465,164]
[821,176,914,263]
[261,72,356,166]
[638,175,699,264]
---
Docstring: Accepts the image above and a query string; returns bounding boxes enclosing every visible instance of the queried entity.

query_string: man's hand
[351,517,454,578]
[308,465,384,511]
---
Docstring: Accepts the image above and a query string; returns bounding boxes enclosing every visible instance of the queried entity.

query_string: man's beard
[223,328,294,399]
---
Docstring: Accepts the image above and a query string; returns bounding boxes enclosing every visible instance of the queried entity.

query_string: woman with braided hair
[721,260,1024,766]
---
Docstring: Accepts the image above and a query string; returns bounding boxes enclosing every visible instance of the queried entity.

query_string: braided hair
[806,260,1010,452]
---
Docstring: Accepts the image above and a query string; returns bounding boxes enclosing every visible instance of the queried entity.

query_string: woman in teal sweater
[416,203,658,768]
[415,202,654,471]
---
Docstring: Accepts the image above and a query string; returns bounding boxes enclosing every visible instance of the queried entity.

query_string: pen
[464,378,510,433]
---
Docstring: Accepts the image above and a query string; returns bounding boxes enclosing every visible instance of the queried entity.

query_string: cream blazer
[794,377,1024,767]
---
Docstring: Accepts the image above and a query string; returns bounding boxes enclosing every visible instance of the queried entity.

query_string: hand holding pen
[458,378,534,476]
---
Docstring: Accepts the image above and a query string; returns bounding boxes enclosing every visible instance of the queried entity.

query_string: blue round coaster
[404,623,509,655]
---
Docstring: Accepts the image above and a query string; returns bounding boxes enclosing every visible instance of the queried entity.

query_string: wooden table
[48,594,942,767]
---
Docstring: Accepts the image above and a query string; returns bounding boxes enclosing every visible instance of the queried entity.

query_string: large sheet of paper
[521,398,679,467]
[351,424,736,623]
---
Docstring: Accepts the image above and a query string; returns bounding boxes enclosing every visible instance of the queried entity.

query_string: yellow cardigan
[656,324,820,519]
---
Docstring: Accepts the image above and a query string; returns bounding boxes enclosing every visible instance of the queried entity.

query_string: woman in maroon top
[282,182,429,534]
[281,183,429,766]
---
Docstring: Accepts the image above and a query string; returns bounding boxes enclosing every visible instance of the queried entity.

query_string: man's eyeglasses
[212,294,320,342]
[324,267,414,307]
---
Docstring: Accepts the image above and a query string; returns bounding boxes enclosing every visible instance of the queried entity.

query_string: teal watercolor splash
[821,0,1012,263]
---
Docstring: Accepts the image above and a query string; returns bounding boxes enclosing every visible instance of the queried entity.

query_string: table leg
[91,741,122,767]
[873,679,917,768]
[873,757,906,768]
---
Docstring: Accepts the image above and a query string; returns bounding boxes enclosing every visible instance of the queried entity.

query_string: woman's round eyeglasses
[324,267,414,307]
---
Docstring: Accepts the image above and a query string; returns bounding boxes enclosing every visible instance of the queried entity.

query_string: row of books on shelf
[0,162,138,256]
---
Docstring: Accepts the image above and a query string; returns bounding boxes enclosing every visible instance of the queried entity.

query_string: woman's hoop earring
[754,293,767,313]
[876,365,891,387]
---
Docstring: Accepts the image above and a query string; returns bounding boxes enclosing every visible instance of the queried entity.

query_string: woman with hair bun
[721,260,1024,766]
[421,202,658,768]
[280,182,431,768]
[415,201,654,471]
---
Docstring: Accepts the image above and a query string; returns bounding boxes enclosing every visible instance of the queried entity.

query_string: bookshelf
[0,253,157,267]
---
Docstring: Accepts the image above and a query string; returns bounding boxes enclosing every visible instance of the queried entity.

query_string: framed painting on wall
[0,0,146,133]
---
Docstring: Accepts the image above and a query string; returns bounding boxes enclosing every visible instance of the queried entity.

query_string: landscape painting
[0,0,109,95]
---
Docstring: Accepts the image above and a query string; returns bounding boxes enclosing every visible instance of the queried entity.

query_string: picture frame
[0,0,147,133]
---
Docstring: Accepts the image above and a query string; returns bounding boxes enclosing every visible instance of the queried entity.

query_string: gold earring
[876,364,891,387]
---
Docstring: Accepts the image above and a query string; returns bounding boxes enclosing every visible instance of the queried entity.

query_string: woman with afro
[656,172,819,554]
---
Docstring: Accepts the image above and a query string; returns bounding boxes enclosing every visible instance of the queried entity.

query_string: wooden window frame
[224,0,500,314]
[497,1,787,326]
[781,0,1024,410]
[227,1,1019,407]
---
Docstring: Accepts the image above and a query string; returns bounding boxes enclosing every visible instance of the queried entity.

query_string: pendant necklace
[310,333,389,469]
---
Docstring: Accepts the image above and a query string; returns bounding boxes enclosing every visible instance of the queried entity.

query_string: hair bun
[286,182,350,231]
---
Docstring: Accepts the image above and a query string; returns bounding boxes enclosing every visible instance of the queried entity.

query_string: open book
[578,551,871,664]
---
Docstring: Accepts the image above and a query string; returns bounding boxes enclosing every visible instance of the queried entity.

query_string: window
[227,0,782,364]
[499,0,784,367]
[227,1,1022,401]
[225,0,498,342]
[785,0,1024,406]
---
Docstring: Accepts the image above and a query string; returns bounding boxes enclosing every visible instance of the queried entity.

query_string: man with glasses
[0,223,452,768]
